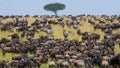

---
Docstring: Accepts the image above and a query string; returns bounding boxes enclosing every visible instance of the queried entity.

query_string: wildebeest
[0,15,120,68]
[110,54,120,68]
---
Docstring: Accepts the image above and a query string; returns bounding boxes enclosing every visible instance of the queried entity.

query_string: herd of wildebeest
[0,15,120,68]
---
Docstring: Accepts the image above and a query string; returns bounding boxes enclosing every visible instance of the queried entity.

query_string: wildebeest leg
[103,66,109,68]
[10,64,12,68]
[116,65,119,68]
[106,66,109,68]
[36,62,40,68]
[29,63,32,68]
[0,64,2,68]
[16,64,19,68]
[4,64,7,68]
[119,43,120,48]
[2,50,6,56]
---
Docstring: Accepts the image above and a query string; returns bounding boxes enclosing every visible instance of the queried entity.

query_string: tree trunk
[54,11,58,16]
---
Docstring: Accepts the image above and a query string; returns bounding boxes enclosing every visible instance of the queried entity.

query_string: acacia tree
[44,3,65,16]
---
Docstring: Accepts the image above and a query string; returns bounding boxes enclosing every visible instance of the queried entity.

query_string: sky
[0,0,120,16]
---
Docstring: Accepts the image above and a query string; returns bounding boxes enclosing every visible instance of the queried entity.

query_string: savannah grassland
[0,16,120,68]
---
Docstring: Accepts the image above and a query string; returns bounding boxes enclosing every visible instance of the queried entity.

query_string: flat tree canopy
[44,3,66,15]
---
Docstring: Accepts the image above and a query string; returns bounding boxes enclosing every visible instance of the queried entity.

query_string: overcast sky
[0,0,120,15]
